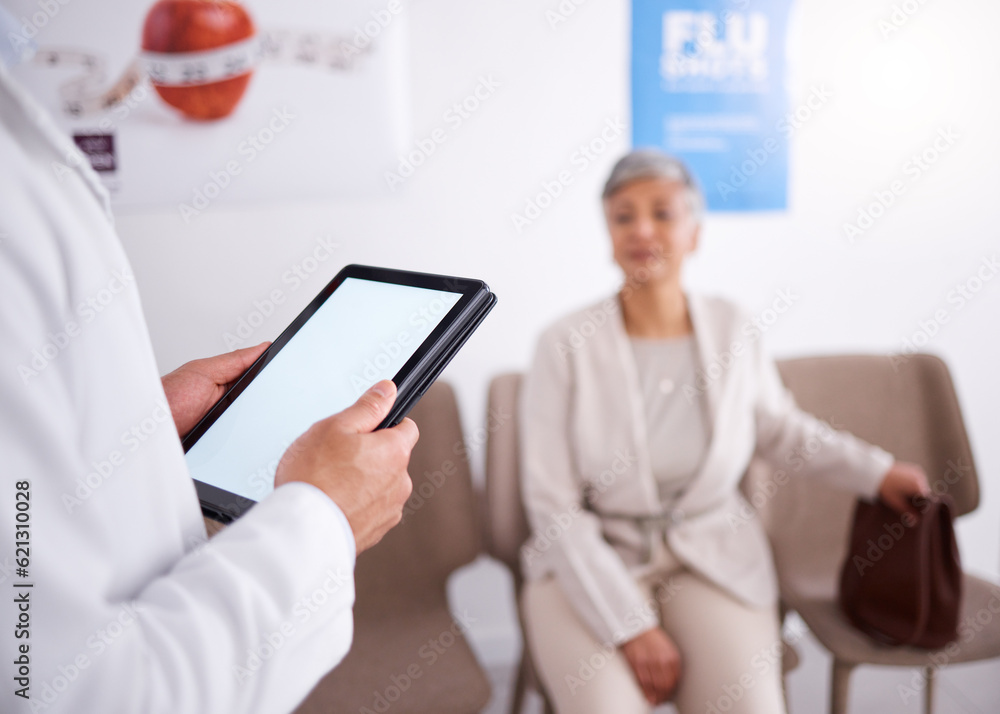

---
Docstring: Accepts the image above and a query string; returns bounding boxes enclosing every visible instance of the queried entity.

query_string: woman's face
[604,177,700,286]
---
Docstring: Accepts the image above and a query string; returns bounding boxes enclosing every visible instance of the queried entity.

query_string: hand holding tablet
[183,264,496,523]
[273,378,420,551]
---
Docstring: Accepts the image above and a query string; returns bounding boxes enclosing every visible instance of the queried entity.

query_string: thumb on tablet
[338,380,397,433]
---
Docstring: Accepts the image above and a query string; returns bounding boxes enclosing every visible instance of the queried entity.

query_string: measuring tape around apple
[34,0,386,120]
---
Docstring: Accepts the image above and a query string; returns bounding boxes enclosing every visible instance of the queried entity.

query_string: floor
[477,612,1000,714]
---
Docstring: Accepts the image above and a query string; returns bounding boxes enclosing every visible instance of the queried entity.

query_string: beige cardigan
[518,292,893,645]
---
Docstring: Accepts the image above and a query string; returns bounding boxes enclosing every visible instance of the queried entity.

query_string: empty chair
[206,382,491,713]
[484,373,554,714]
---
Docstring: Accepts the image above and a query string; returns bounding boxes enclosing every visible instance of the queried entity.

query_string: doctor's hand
[621,626,682,705]
[274,380,418,553]
[878,461,931,516]
[161,342,270,439]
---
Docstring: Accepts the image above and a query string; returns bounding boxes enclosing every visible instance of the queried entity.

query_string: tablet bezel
[181,264,491,521]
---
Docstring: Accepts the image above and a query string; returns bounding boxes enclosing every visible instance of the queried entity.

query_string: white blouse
[628,335,711,507]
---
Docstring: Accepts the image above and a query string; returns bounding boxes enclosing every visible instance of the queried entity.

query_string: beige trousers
[521,544,788,714]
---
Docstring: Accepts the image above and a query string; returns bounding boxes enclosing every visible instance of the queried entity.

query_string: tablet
[182,264,496,523]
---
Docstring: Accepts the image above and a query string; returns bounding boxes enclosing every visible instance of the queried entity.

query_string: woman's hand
[161,342,270,439]
[621,627,682,705]
[878,461,931,515]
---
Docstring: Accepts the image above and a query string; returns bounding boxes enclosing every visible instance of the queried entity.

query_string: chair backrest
[483,373,530,580]
[749,353,980,602]
[351,381,482,617]
[483,373,555,706]
[294,382,490,713]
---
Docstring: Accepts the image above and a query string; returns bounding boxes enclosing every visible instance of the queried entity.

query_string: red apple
[142,0,256,120]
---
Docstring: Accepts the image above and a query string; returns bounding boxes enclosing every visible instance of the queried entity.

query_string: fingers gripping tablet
[183,264,496,522]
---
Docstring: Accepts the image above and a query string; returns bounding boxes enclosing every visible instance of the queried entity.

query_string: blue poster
[632,0,792,211]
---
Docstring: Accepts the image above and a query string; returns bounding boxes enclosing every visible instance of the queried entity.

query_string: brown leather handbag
[838,494,962,649]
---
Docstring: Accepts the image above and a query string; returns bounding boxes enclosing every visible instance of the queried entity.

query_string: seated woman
[518,149,929,714]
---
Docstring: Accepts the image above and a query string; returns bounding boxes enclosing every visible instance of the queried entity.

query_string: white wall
[116,0,1000,678]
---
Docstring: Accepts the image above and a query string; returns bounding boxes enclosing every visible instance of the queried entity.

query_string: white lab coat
[0,62,357,713]
[519,293,894,646]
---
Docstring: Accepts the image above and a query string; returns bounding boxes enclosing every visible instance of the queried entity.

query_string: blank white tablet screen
[185,277,461,502]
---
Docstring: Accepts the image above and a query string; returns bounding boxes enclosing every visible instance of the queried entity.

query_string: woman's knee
[655,573,787,714]
[521,578,650,714]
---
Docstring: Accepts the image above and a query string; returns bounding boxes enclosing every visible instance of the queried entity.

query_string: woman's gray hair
[602,148,705,222]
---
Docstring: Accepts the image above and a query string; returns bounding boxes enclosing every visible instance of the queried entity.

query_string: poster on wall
[632,0,792,211]
[8,0,409,216]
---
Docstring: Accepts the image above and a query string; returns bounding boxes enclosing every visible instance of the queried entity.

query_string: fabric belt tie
[585,504,687,563]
